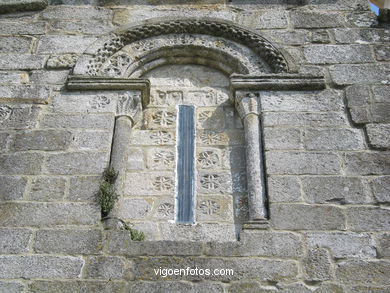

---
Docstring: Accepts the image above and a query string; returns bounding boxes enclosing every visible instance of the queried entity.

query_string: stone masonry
[0,0,389,292]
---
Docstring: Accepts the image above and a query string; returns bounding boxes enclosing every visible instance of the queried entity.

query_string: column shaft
[108,115,133,220]
[244,112,267,221]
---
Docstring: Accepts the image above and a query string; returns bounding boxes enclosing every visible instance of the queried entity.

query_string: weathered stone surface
[0,202,100,227]
[349,286,390,293]
[41,6,113,20]
[30,70,68,85]
[37,35,97,54]
[12,130,73,151]
[306,232,376,258]
[46,54,78,69]
[266,151,341,175]
[291,11,345,28]
[34,229,102,254]
[73,131,112,151]
[330,64,390,85]
[0,176,26,201]
[0,228,32,254]
[107,230,203,256]
[68,176,100,202]
[0,281,25,293]
[336,260,390,285]
[311,30,331,43]
[128,281,193,293]
[366,124,390,149]
[347,10,378,27]
[263,112,347,127]
[53,92,117,114]
[41,113,114,130]
[50,19,114,35]
[304,248,332,281]
[279,283,313,293]
[267,176,301,202]
[0,104,41,130]
[302,176,369,204]
[124,171,174,196]
[377,233,390,258]
[0,255,83,279]
[0,85,50,103]
[372,176,390,204]
[127,147,145,170]
[86,256,125,279]
[0,21,46,35]
[271,203,346,230]
[349,106,371,124]
[236,10,287,29]
[0,54,47,70]
[304,128,364,150]
[0,71,28,84]
[373,86,390,103]
[160,223,236,242]
[370,104,390,124]
[45,152,108,175]
[227,282,277,293]
[0,36,32,53]
[132,257,298,281]
[0,132,9,151]
[263,30,310,45]
[313,283,344,293]
[30,177,66,201]
[206,231,303,258]
[346,85,370,107]
[29,281,126,293]
[333,28,390,44]
[304,45,373,64]
[344,152,390,175]
[347,207,390,231]
[261,90,343,111]
[117,198,152,220]
[0,152,43,175]
[374,44,390,61]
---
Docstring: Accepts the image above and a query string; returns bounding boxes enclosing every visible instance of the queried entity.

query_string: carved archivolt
[81,18,290,77]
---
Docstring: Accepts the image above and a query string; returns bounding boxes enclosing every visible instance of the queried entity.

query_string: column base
[243,219,269,230]
[102,217,126,230]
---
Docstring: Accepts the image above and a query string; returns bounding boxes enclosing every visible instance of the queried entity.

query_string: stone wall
[0,0,389,292]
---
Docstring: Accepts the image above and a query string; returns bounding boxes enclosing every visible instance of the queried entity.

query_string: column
[104,91,143,228]
[235,92,268,228]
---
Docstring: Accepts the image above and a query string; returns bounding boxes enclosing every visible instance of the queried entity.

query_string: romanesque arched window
[67,18,323,241]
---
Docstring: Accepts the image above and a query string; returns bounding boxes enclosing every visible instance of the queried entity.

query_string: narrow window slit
[175,105,196,224]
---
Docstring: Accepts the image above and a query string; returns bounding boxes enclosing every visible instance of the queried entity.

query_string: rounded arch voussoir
[73,18,294,78]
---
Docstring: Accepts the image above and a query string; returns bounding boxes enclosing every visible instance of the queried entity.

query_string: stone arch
[72,18,296,78]
[67,18,324,239]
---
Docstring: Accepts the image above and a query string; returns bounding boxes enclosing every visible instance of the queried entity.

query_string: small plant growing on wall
[98,167,145,241]
[98,167,119,218]
[123,222,146,241]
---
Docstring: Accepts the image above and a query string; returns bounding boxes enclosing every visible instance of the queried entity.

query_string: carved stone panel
[122,64,246,241]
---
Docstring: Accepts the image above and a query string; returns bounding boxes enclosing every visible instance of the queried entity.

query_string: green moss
[123,223,145,241]
[98,167,119,217]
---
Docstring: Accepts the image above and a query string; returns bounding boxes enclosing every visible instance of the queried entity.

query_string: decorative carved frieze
[85,19,289,76]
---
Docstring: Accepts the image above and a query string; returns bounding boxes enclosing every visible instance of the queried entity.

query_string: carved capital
[116,91,142,124]
[235,92,260,120]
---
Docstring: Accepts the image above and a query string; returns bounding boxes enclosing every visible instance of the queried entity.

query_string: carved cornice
[86,18,289,76]
[230,74,326,91]
[66,76,150,108]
